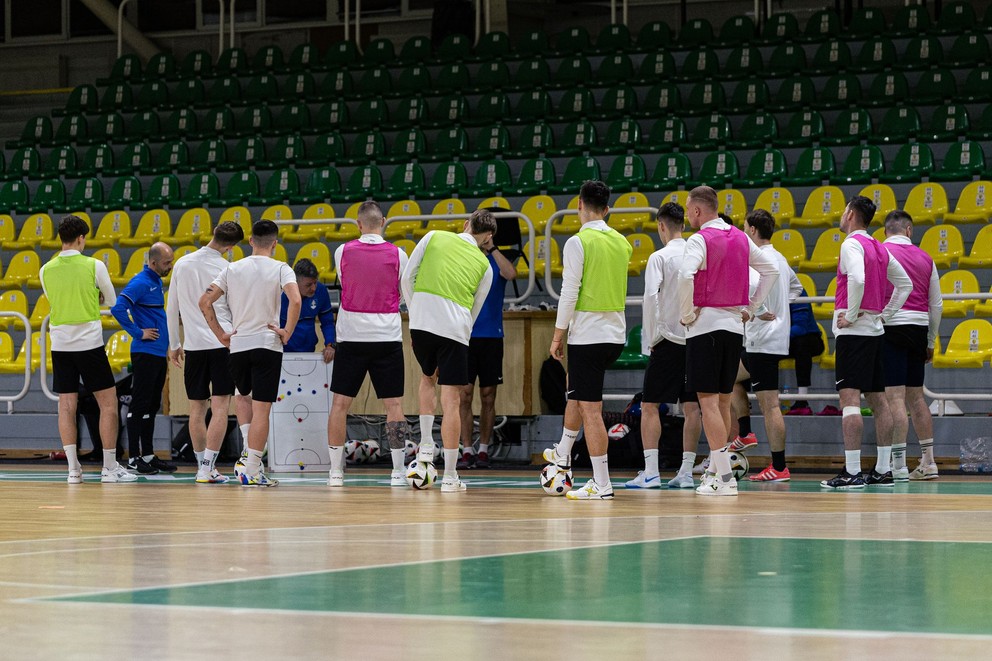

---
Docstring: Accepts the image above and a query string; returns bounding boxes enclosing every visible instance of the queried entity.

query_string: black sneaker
[456,452,476,470]
[475,451,491,469]
[148,456,177,473]
[820,469,865,490]
[863,468,894,486]
[128,458,158,475]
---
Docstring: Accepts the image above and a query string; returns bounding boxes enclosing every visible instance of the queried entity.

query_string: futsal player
[40,214,136,484]
[624,202,702,490]
[880,210,942,481]
[678,186,779,496]
[327,201,410,488]
[401,209,495,492]
[821,197,912,490]
[166,221,250,484]
[199,220,301,487]
[544,181,633,500]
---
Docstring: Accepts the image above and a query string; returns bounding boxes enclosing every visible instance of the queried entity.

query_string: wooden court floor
[2,466,992,660]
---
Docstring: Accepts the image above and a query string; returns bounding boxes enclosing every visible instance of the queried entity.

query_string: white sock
[797,386,809,396]
[643,449,659,475]
[142,454,155,462]
[194,450,205,466]
[443,448,458,479]
[591,454,610,487]
[845,450,861,475]
[419,415,434,444]
[920,439,934,465]
[328,445,344,473]
[891,443,907,470]
[246,448,263,473]
[679,451,696,475]
[239,424,250,452]
[203,449,218,471]
[712,449,733,483]
[876,446,892,473]
[557,428,580,460]
[390,448,405,472]
[65,444,81,471]
[478,443,489,455]
[103,449,116,471]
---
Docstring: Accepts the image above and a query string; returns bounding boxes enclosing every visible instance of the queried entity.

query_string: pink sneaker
[749,465,791,482]
[727,433,757,452]
[786,406,813,416]
[818,405,843,416]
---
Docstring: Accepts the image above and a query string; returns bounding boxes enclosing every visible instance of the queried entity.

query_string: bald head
[148,242,174,277]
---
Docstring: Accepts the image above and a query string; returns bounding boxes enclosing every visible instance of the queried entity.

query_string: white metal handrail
[0,312,32,413]
[38,315,59,402]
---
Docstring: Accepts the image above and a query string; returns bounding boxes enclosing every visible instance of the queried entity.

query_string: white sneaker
[909,462,938,481]
[416,441,435,464]
[440,477,467,492]
[195,468,230,484]
[327,470,344,487]
[624,471,662,489]
[692,456,711,475]
[892,466,910,481]
[566,479,614,500]
[542,444,570,469]
[696,476,738,496]
[101,463,138,483]
[667,472,695,489]
[67,469,83,484]
[390,470,406,487]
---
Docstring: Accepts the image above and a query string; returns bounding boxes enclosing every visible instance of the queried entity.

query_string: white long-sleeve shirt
[401,231,493,346]
[883,235,943,348]
[334,233,409,343]
[833,230,912,337]
[166,246,234,352]
[678,218,779,340]
[40,250,116,352]
[555,220,628,345]
[641,237,687,354]
[744,245,802,356]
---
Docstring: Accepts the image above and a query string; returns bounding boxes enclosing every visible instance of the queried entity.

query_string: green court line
[52,537,992,636]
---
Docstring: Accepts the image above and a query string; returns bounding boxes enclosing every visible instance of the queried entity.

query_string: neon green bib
[42,254,101,326]
[575,226,632,312]
[414,232,490,309]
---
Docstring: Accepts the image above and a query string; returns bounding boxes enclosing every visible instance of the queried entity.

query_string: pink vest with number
[693,226,750,307]
[884,241,932,313]
[836,233,887,313]
[339,240,400,314]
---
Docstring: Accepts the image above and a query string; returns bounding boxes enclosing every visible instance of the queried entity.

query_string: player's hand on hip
[219,331,235,348]
[268,324,291,345]
[141,328,159,341]
[757,311,776,321]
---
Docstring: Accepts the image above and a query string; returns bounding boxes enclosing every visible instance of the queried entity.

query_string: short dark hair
[884,209,913,236]
[357,200,384,227]
[58,214,89,244]
[847,195,877,227]
[468,208,497,235]
[213,221,245,248]
[657,202,684,228]
[294,257,319,280]
[687,186,718,211]
[579,180,611,211]
[745,209,776,240]
[251,219,279,246]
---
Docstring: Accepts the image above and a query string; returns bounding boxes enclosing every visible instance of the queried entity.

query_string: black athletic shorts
[411,329,469,386]
[467,337,504,388]
[184,347,236,400]
[566,342,624,402]
[882,324,928,388]
[331,341,404,399]
[788,331,825,360]
[52,346,115,395]
[685,330,743,395]
[228,348,284,403]
[835,334,885,393]
[642,339,697,404]
[742,352,783,392]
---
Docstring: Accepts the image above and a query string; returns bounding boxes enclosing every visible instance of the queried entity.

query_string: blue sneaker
[239,470,279,487]
[624,471,661,489]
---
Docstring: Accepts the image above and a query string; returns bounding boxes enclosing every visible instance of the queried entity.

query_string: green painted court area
[56,537,992,635]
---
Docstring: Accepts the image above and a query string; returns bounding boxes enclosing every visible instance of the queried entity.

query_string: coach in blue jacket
[280,258,336,362]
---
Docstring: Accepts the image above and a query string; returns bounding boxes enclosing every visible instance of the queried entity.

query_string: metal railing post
[217,0,225,56]
[117,0,133,58]
[38,316,59,402]
[0,312,32,413]
[229,0,236,49]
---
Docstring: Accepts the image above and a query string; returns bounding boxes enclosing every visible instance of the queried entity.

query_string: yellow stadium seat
[871,226,887,242]
[0,332,15,374]
[627,232,656,275]
[791,186,845,228]
[816,323,835,369]
[795,272,817,297]
[41,211,91,249]
[1,251,41,289]
[105,330,133,372]
[325,202,362,242]
[218,206,252,238]
[120,208,171,247]
[717,189,747,227]
[394,239,416,257]
[286,203,335,242]
[113,248,149,287]
[261,204,294,239]
[166,208,211,246]
[858,184,897,226]
[939,270,980,317]
[3,331,53,373]
[87,211,131,248]
[172,245,198,263]
[29,294,50,331]
[0,290,29,330]
[520,195,556,236]
[6,213,53,250]
[959,224,992,268]
[813,277,837,320]
[944,180,992,225]
[517,237,563,278]
[294,242,335,283]
[754,187,796,224]
[973,287,992,317]
[413,199,464,239]
[771,229,806,267]
[92,247,123,284]
[550,196,581,235]
[223,245,244,262]
[918,224,964,269]
[933,319,992,368]
[0,215,14,245]
[659,190,690,208]
[387,200,424,239]
[902,183,947,226]
[477,196,510,210]
[609,192,651,233]
[799,228,845,272]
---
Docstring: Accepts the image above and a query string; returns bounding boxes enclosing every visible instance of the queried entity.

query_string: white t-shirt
[212,256,296,353]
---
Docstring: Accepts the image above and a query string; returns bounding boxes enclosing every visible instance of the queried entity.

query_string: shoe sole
[866,482,895,487]
[625,484,662,489]
[565,494,614,500]
[195,479,228,484]
[820,484,866,490]
[441,486,467,493]
[749,477,790,482]
[67,477,83,484]
[668,482,695,489]
[695,489,738,496]
[101,478,138,483]
[909,475,938,481]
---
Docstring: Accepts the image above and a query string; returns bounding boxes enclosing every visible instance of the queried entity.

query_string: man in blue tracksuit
[111,241,176,474]
[280,258,336,362]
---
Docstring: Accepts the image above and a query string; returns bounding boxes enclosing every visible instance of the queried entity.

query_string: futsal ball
[345,439,369,465]
[406,460,437,490]
[363,439,381,463]
[540,463,573,496]
[729,452,749,480]
[403,439,418,463]
[607,423,630,441]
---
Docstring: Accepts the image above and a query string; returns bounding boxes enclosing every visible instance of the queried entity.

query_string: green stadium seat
[550,56,592,89]
[692,151,739,187]
[434,63,469,93]
[317,69,353,100]
[818,73,862,109]
[832,145,884,185]
[7,116,52,149]
[140,174,182,210]
[931,141,985,182]
[636,82,681,118]
[462,160,513,197]
[635,21,672,52]
[463,124,510,160]
[734,148,786,188]
[783,147,836,186]
[549,120,597,156]
[592,118,640,155]
[641,154,692,192]
[775,110,825,147]
[57,84,98,117]
[436,33,472,62]
[935,1,976,34]
[286,43,319,71]
[397,35,431,64]
[766,43,808,76]
[726,77,770,113]
[67,177,104,211]
[605,154,647,191]
[84,112,127,145]
[247,169,300,206]
[260,134,305,169]
[361,38,395,67]
[340,130,385,166]
[961,67,992,103]
[507,158,556,196]
[175,173,218,208]
[676,46,719,82]
[550,88,594,122]
[108,142,151,176]
[168,78,205,108]
[715,15,756,47]
[733,111,778,148]
[323,40,360,70]
[507,122,553,159]
[516,30,551,57]
[913,68,957,105]
[720,45,763,80]
[178,139,226,174]
[801,9,841,42]
[41,145,77,179]
[467,92,510,127]
[308,100,349,134]
[683,81,725,115]
[99,82,132,113]
[216,136,264,172]
[923,103,968,141]
[595,23,631,53]
[947,33,991,67]
[549,156,600,194]
[685,113,731,149]
[612,326,649,370]
[419,161,467,198]
[880,143,934,183]
[470,60,510,92]
[889,4,931,36]
[382,128,426,165]
[897,35,944,71]
[379,163,425,201]
[350,98,389,132]
[594,84,638,120]
[473,31,511,61]
[383,97,426,131]
[148,140,189,174]
[848,7,886,37]
[76,142,114,177]
[203,75,241,107]
[289,167,342,204]
[510,57,550,90]
[216,171,259,207]
[428,126,469,161]
[297,131,343,167]
[250,45,284,73]
[214,47,249,76]
[332,166,384,204]
[27,179,65,214]
[6,146,40,179]
[852,37,897,73]
[96,175,142,211]
[392,64,431,97]
[555,26,592,54]
[238,73,280,107]
[48,113,88,146]
[823,108,872,146]
[128,111,160,141]
[595,53,634,84]
[426,94,468,129]
[770,75,816,111]
[143,52,176,81]
[808,38,851,74]
[352,66,391,98]
[760,13,800,44]
[177,49,212,79]
[967,105,992,141]
[676,18,713,49]
[869,105,921,144]
[644,117,687,152]
[634,51,676,84]
[270,101,310,136]
[280,72,316,103]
